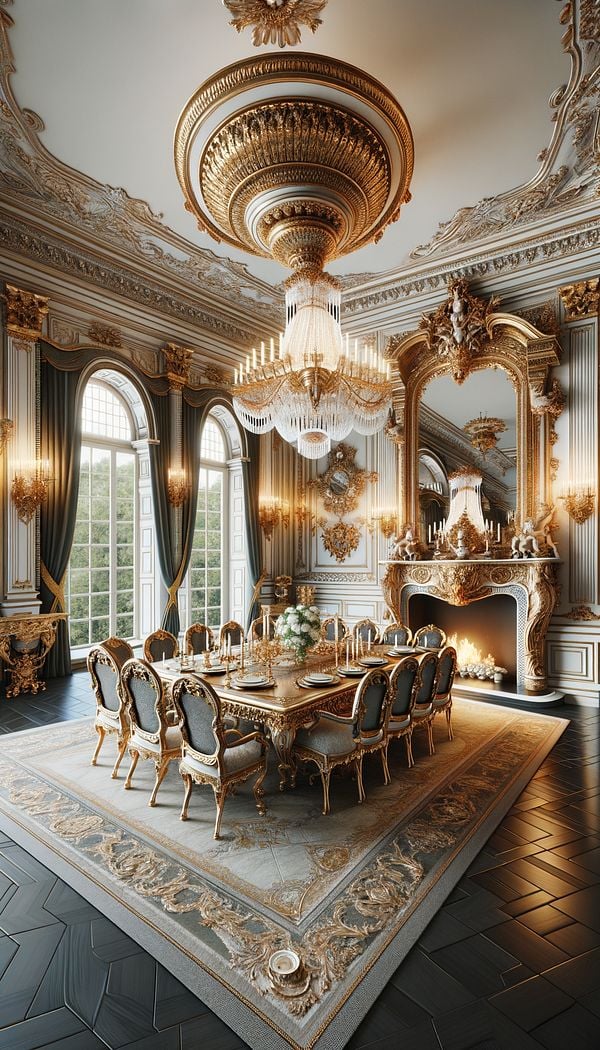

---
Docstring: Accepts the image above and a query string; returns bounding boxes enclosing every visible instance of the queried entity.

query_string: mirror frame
[387,288,562,533]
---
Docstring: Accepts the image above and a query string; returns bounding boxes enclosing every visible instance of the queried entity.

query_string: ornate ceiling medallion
[223,0,328,49]
[175,54,413,458]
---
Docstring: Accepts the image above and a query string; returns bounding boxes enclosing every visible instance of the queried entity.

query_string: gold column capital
[2,284,49,344]
[163,342,193,390]
[559,278,599,322]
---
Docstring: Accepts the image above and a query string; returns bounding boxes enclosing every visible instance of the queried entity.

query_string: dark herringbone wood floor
[0,674,599,1049]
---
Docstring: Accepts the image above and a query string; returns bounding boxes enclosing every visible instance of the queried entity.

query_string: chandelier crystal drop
[175,53,414,458]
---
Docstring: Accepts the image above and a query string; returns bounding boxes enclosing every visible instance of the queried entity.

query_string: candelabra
[167,468,189,507]
[253,635,283,678]
[258,497,290,540]
[11,460,51,524]
[0,418,13,456]
[560,486,595,525]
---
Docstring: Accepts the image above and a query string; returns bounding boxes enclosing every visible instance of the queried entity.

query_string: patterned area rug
[0,699,567,1050]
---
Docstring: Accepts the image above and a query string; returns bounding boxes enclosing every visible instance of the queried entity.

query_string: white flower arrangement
[275,604,321,659]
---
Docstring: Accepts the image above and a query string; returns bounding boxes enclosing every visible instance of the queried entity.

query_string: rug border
[0,703,569,1050]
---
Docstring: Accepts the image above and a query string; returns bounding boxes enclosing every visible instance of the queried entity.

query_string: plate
[298,675,340,689]
[386,646,415,656]
[338,666,367,678]
[304,672,336,684]
[232,675,274,690]
[199,665,226,675]
[359,656,387,666]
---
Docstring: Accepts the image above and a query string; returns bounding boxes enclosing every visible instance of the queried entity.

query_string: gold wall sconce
[167,468,189,507]
[375,510,398,539]
[258,497,290,540]
[0,418,13,455]
[560,486,595,525]
[11,459,51,523]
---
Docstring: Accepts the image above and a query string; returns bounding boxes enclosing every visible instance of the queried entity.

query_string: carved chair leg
[213,784,227,839]
[427,720,435,756]
[149,757,170,807]
[111,738,128,779]
[406,731,414,768]
[320,768,331,815]
[124,749,139,789]
[91,726,105,766]
[355,756,365,803]
[380,744,391,786]
[180,773,193,821]
[446,705,453,740]
[253,766,267,817]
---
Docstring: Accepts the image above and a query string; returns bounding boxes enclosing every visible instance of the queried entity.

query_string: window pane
[70,621,90,647]
[82,381,132,440]
[200,419,225,462]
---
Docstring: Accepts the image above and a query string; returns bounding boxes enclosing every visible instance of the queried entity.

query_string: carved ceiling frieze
[88,322,122,348]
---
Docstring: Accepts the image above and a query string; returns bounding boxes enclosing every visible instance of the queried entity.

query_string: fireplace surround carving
[382,559,559,695]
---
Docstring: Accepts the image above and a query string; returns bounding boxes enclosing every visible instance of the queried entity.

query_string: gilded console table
[0,614,67,698]
[381,559,559,695]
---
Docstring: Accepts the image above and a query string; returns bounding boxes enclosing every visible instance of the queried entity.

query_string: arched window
[67,373,153,647]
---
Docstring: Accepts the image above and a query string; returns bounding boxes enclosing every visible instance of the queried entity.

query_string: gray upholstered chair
[101,636,134,669]
[411,651,439,757]
[171,674,268,839]
[143,629,178,663]
[184,623,215,655]
[320,616,348,643]
[387,655,421,769]
[380,622,413,647]
[120,658,182,806]
[293,668,391,815]
[433,645,457,741]
[219,620,244,652]
[413,624,447,650]
[351,619,381,645]
[87,645,130,778]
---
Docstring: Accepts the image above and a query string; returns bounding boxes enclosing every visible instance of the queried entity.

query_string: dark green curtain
[149,395,204,635]
[242,431,263,629]
[39,357,82,677]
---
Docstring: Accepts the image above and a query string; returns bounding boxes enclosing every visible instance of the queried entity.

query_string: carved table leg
[269,728,298,791]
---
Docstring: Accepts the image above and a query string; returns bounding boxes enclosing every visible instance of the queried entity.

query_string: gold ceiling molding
[412,0,599,259]
[2,283,48,343]
[559,278,600,321]
[223,0,328,48]
[175,52,413,271]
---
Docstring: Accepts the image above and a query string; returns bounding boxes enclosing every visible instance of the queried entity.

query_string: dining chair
[249,616,276,641]
[219,620,244,651]
[411,651,439,756]
[100,636,134,668]
[387,655,421,769]
[351,619,381,646]
[185,623,215,655]
[120,658,182,806]
[380,622,413,647]
[143,629,178,663]
[432,645,457,741]
[293,668,391,815]
[87,645,130,778]
[413,623,447,650]
[171,674,268,839]
[320,616,348,643]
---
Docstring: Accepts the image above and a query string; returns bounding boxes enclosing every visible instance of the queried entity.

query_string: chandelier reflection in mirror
[175,53,414,458]
[464,413,507,457]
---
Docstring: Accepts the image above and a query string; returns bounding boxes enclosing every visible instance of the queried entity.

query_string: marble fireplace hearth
[382,559,563,705]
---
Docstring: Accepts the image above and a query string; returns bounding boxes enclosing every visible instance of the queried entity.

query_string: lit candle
[395,632,399,648]
[497,522,501,543]
[368,629,372,653]
[260,341,265,365]
[345,637,350,666]
[334,613,339,645]
[252,347,257,369]
[270,337,275,362]
[428,524,432,544]
[246,354,250,373]
[279,332,283,359]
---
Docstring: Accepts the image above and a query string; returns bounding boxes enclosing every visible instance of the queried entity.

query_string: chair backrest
[389,656,420,719]
[143,629,178,663]
[352,668,390,742]
[414,623,447,649]
[381,622,412,646]
[415,652,439,706]
[101,636,134,669]
[249,616,276,641]
[352,619,381,645]
[220,620,244,649]
[185,623,214,655]
[120,658,166,741]
[321,616,348,642]
[436,645,457,699]
[87,645,122,714]
[171,674,226,770]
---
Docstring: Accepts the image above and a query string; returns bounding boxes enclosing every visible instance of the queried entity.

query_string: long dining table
[157,644,420,789]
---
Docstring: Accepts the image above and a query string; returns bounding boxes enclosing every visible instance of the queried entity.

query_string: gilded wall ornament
[320,519,361,563]
[164,343,193,390]
[223,0,328,48]
[418,279,500,384]
[2,283,49,343]
[565,604,600,620]
[559,278,600,321]
[309,443,378,517]
[88,322,122,348]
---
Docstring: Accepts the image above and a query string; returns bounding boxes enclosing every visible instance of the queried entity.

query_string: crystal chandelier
[464,414,507,456]
[175,53,414,458]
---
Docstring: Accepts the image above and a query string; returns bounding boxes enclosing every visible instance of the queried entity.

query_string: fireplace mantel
[381,559,560,695]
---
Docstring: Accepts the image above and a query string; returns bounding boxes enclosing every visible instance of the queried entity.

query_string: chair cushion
[295,719,357,757]
[412,704,432,720]
[433,695,450,707]
[130,725,182,754]
[182,738,263,779]
[388,716,411,731]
